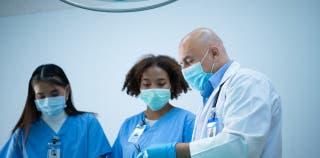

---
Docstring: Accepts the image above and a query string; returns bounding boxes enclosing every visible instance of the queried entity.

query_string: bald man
[137,28,282,158]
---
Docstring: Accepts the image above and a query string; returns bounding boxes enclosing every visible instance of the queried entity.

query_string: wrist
[176,143,191,158]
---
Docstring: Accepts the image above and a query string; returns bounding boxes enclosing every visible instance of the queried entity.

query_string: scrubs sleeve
[109,133,123,158]
[109,117,130,158]
[87,114,112,157]
[0,129,23,158]
[183,113,195,142]
[190,73,274,158]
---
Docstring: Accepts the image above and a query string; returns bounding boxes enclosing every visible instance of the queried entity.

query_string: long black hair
[12,64,85,146]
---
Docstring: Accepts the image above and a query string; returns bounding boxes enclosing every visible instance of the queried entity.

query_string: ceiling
[0,0,72,17]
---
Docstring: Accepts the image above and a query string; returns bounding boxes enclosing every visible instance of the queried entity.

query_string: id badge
[207,107,217,138]
[48,137,61,158]
[48,148,60,158]
[128,124,146,144]
[207,119,217,138]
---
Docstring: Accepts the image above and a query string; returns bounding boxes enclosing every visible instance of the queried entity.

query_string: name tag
[207,119,217,137]
[128,124,146,144]
[207,107,217,138]
[48,137,61,158]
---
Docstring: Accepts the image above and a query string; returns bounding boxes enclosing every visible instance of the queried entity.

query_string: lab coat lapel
[192,61,241,140]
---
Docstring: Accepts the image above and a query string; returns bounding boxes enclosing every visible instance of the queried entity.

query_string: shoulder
[172,107,195,118]
[10,128,24,140]
[171,108,195,131]
[238,68,269,81]
[170,107,195,126]
[117,112,144,134]
[70,112,99,123]
[229,68,273,88]
[73,112,95,118]
[120,112,144,128]
[122,112,144,125]
[12,128,22,135]
[226,67,280,101]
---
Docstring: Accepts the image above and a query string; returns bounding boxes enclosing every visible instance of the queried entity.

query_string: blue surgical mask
[35,96,67,116]
[140,89,171,111]
[182,50,213,91]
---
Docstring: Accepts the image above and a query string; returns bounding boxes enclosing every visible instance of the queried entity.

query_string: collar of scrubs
[144,118,157,127]
[141,107,177,128]
[41,110,68,133]
[201,60,233,104]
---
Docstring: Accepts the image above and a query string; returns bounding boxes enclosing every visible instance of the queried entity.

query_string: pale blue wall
[1,0,319,157]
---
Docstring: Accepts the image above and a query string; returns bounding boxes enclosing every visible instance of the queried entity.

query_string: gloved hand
[136,143,176,158]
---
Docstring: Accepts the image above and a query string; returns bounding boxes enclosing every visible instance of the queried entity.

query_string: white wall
[1,0,319,157]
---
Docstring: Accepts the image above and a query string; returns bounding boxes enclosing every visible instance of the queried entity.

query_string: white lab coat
[190,62,282,158]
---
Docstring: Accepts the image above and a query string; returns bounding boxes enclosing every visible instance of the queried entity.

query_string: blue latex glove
[136,143,176,158]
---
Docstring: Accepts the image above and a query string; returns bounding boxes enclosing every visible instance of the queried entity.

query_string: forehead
[179,43,202,60]
[33,82,63,92]
[141,66,169,80]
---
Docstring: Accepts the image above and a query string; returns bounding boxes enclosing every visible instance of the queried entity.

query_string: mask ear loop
[210,63,215,73]
[200,49,210,64]
[207,48,215,73]
[200,48,215,73]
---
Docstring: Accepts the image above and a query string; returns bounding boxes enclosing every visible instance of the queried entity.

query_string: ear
[208,45,219,59]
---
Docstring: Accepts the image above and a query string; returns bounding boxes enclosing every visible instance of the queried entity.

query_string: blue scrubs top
[0,113,111,158]
[110,107,195,158]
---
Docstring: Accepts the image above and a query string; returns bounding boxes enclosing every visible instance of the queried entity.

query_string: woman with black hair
[110,55,195,158]
[0,64,111,158]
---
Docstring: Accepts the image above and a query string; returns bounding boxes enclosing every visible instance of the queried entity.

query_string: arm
[183,113,195,142]
[176,143,191,158]
[135,143,191,158]
[175,133,247,158]
[188,73,274,158]
[87,114,112,157]
[0,130,23,158]
[108,133,123,158]
[138,73,275,158]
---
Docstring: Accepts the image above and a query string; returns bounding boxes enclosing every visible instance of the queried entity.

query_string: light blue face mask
[182,49,213,91]
[35,96,67,116]
[140,89,171,111]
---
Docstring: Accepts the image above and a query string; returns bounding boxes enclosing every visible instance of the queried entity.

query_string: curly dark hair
[122,54,189,99]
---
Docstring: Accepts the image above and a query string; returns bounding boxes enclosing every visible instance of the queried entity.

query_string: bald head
[179,27,223,55]
[179,27,229,72]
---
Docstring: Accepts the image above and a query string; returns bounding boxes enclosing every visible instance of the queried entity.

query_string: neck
[145,103,173,120]
[41,110,68,133]
[214,57,230,73]
[42,110,67,122]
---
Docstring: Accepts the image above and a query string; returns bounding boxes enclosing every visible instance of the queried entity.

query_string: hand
[136,143,176,158]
